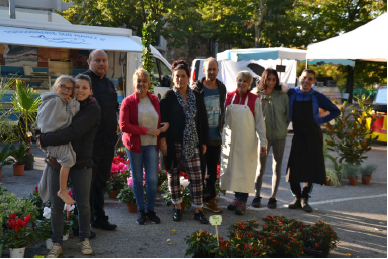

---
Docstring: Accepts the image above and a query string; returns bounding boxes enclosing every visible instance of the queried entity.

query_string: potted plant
[346,164,360,186]
[2,213,37,258]
[360,164,377,185]
[325,95,380,181]
[107,161,129,198]
[35,218,53,249]
[11,80,41,170]
[303,221,340,257]
[9,142,30,176]
[117,186,137,213]
[185,230,220,258]
[0,142,16,180]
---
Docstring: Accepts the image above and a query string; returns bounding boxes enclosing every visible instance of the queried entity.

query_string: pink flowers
[127,177,133,187]
[111,162,128,174]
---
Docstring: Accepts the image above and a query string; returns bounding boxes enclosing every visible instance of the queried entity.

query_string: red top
[119,92,161,153]
[225,89,258,116]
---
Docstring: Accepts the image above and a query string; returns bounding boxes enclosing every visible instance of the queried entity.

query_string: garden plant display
[185,216,340,258]
[2,214,36,249]
[107,156,130,194]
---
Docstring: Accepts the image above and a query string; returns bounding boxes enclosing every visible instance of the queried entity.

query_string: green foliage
[323,134,341,187]
[0,188,39,230]
[303,221,340,252]
[10,80,42,143]
[117,186,136,203]
[35,219,52,241]
[360,164,377,176]
[186,217,339,257]
[2,214,37,249]
[325,95,379,166]
[142,20,159,93]
[0,75,20,142]
[10,142,30,165]
[0,143,16,168]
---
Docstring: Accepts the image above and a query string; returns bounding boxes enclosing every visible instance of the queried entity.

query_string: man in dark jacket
[191,57,226,213]
[85,49,119,230]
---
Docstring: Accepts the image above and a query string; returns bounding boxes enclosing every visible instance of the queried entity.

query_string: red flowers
[8,214,30,231]
[112,155,129,165]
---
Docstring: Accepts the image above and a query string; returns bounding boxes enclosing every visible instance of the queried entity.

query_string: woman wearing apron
[220,71,267,215]
[286,69,340,212]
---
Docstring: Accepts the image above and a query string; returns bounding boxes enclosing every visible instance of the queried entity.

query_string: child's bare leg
[57,167,75,205]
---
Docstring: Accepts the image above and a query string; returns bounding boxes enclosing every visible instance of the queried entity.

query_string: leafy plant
[0,143,16,168]
[35,219,52,240]
[10,80,42,144]
[346,164,360,177]
[9,142,30,165]
[141,20,159,93]
[325,95,380,166]
[2,214,37,248]
[303,221,339,252]
[117,186,136,203]
[185,230,219,257]
[360,164,377,176]
[0,75,20,142]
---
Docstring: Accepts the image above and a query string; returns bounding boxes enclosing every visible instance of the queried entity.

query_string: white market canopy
[0,18,143,52]
[307,13,388,62]
[217,47,355,66]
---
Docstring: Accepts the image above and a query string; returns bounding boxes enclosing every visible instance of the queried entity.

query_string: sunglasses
[60,85,74,92]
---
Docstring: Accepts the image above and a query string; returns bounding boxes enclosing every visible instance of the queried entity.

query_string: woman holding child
[38,74,100,257]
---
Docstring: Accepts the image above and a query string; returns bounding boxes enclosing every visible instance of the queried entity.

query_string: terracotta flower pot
[126,202,138,213]
[325,178,331,186]
[348,176,358,186]
[13,164,25,176]
[362,175,372,185]
[109,189,119,199]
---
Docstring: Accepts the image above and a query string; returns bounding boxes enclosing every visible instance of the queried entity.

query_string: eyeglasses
[60,85,74,92]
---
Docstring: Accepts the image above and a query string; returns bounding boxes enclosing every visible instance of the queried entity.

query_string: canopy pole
[346,65,354,104]
[305,60,308,69]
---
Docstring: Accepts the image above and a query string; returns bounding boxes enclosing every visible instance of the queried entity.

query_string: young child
[37,75,80,205]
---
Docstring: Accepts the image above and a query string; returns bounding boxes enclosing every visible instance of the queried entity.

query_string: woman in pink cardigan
[119,68,169,225]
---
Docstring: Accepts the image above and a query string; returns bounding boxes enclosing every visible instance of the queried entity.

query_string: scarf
[173,87,199,159]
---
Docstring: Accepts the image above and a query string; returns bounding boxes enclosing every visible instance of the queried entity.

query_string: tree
[60,0,170,38]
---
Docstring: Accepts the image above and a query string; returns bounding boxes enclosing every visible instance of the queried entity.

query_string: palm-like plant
[11,80,42,144]
[0,143,16,168]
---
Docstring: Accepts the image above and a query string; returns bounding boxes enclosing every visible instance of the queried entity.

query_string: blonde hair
[52,75,75,92]
[132,68,150,89]
[236,70,253,86]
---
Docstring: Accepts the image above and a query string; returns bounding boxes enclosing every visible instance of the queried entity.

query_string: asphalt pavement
[0,133,386,258]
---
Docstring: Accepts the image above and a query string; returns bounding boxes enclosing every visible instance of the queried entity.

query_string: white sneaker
[79,238,93,255]
[46,243,63,258]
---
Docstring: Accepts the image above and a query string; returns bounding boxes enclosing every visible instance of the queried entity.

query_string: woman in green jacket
[252,68,290,209]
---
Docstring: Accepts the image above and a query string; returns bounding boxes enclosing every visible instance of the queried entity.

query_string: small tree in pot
[325,95,380,181]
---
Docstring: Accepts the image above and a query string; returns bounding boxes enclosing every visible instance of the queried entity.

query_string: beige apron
[220,94,258,193]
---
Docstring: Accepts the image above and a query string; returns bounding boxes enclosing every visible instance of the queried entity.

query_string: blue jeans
[48,166,92,243]
[127,145,158,211]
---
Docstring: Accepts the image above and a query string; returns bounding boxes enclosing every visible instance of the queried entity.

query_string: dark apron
[286,98,326,184]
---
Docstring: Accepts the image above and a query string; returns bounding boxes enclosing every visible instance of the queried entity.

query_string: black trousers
[90,146,115,222]
[203,145,221,202]
[290,182,313,199]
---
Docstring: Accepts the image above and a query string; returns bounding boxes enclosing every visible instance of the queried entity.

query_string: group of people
[35,48,341,257]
